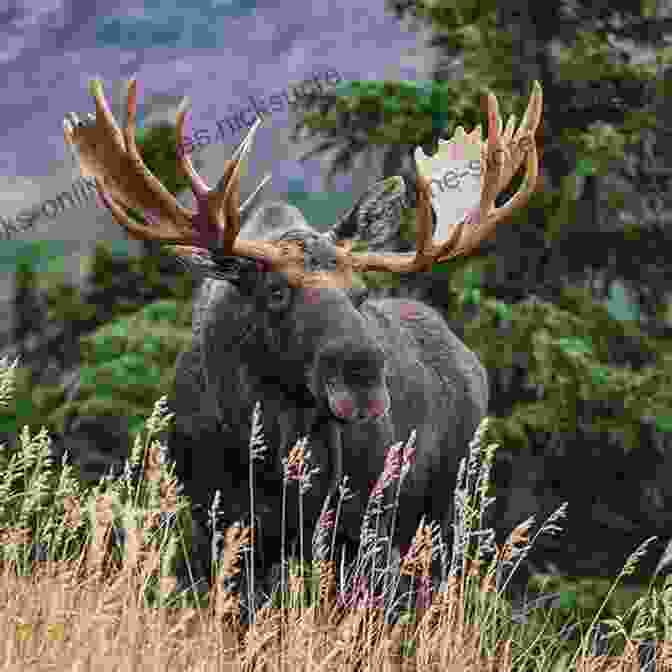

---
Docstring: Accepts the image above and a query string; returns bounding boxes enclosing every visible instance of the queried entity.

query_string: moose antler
[63,78,276,256]
[348,80,543,271]
[63,77,542,287]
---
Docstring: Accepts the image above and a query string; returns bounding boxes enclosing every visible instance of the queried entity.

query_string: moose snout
[312,336,391,424]
[329,388,390,423]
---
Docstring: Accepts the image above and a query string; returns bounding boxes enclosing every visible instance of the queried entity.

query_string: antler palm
[63,78,542,285]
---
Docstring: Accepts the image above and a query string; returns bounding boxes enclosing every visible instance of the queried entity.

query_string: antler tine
[113,77,193,226]
[478,138,538,233]
[64,78,199,245]
[210,117,264,252]
[122,78,143,171]
[412,172,439,271]
[240,172,272,216]
[348,80,543,274]
[217,116,263,201]
[175,99,271,218]
[175,94,210,198]
[495,79,543,196]
[89,79,126,156]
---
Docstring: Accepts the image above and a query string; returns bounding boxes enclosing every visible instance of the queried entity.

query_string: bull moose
[62,77,543,603]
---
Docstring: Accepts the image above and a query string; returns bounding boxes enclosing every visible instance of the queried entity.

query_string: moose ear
[326,175,425,250]
[168,246,261,285]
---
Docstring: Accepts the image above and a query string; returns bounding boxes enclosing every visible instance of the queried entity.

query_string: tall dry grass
[0,354,670,670]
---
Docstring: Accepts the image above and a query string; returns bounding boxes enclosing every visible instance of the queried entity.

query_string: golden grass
[0,356,669,671]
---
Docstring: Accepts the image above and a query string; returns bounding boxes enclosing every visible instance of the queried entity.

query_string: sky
[0,0,432,183]
[0,0,440,324]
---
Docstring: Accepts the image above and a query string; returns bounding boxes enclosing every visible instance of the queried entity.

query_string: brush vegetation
[0,357,671,670]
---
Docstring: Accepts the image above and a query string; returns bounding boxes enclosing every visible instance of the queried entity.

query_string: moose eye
[268,285,290,309]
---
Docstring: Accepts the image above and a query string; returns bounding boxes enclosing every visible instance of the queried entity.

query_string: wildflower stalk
[355,455,387,596]
[282,436,318,612]
[209,489,222,585]
[280,474,288,609]
[329,475,352,565]
[383,431,416,611]
[247,401,267,623]
[496,502,568,599]
[312,496,337,611]
[0,356,19,408]
[298,477,305,610]
[247,477,255,616]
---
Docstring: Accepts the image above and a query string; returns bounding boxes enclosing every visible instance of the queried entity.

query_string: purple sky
[0,0,439,315]
[0,0,431,180]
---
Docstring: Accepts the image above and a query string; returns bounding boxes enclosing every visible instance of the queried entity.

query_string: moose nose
[333,398,355,419]
[332,396,389,422]
[367,397,388,417]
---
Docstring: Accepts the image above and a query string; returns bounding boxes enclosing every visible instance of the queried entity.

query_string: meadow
[0,354,670,671]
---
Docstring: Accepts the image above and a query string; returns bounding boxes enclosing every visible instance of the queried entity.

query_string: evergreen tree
[290,0,672,582]
[293,0,672,314]
[15,117,197,450]
[116,120,201,262]
[11,259,46,348]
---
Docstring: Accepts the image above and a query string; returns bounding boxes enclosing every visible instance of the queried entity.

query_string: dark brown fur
[167,185,488,599]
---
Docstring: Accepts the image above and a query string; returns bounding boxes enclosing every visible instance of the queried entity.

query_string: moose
[63,77,543,605]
